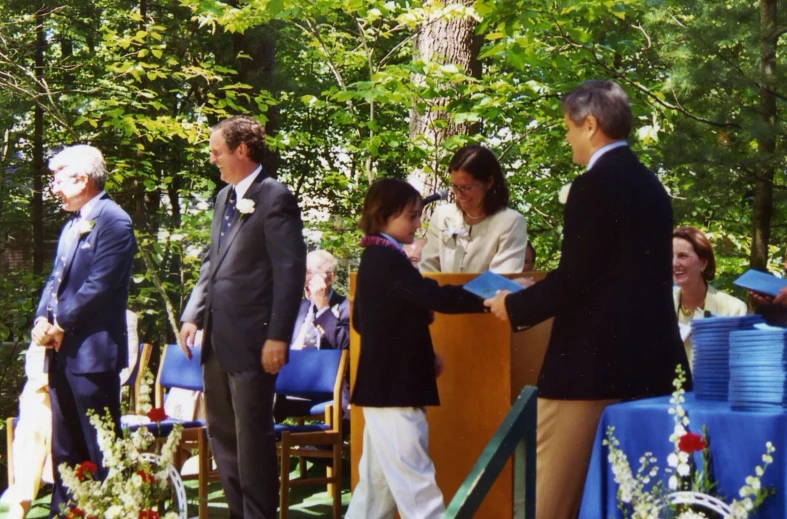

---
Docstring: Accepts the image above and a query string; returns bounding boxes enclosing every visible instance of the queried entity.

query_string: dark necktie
[218,188,237,250]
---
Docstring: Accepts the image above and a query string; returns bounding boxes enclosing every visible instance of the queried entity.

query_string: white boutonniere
[76,219,95,236]
[331,304,340,318]
[558,182,572,205]
[442,226,468,239]
[236,198,255,215]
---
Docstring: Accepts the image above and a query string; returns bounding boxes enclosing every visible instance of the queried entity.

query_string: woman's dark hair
[359,178,421,235]
[448,145,509,215]
[211,115,267,164]
[673,226,716,281]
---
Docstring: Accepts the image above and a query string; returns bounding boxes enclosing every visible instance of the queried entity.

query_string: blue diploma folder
[733,269,787,297]
[463,270,525,299]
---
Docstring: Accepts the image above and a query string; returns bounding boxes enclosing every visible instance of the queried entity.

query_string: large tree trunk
[408,0,481,191]
[32,5,46,275]
[750,0,777,270]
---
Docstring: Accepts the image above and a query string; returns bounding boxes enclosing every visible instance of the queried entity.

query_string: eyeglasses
[49,172,81,189]
[450,182,482,195]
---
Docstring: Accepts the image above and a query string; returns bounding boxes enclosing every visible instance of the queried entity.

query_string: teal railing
[443,385,538,519]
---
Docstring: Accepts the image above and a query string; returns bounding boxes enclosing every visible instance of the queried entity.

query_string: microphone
[422,189,448,206]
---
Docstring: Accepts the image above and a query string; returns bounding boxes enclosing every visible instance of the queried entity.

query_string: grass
[0,458,352,519]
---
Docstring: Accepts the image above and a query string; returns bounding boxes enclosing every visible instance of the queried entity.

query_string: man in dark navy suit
[31,145,135,518]
[289,249,349,352]
[485,80,689,519]
[180,116,306,519]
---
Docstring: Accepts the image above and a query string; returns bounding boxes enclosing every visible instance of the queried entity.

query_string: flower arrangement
[58,409,184,519]
[604,365,775,518]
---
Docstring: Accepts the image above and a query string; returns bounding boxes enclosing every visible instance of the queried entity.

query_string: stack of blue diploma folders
[463,270,524,300]
[729,325,787,411]
[691,315,764,401]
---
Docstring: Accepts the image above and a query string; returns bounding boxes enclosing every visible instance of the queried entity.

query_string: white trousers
[346,407,445,519]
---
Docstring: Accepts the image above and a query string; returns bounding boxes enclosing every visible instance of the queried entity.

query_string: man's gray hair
[48,145,108,191]
[308,249,337,273]
[561,80,633,140]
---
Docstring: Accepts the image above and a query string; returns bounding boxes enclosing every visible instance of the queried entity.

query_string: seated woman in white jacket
[672,226,747,369]
[420,145,528,274]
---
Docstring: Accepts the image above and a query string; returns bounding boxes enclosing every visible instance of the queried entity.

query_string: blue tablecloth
[578,393,787,519]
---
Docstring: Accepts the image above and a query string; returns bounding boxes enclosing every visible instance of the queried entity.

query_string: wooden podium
[349,272,552,518]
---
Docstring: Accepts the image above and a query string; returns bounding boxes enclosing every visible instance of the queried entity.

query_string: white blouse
[420,203,528,274]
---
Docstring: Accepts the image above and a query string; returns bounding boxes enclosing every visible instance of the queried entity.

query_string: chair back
[275,349,344,401]
[124,342,153,387]
[156,344,203,408]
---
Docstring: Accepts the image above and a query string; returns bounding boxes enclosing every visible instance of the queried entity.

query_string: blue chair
[275,349,348,519]
[124,343,214,519]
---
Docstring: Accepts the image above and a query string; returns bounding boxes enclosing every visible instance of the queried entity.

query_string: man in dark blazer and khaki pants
[485,80,690,519]
[180,115,306,519]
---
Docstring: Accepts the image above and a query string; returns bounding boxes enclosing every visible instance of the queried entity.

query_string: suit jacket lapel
[209,187,230,276]
[62,197,107,282]
[211,173,268,276]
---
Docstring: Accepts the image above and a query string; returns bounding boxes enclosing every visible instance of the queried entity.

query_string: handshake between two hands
[31,317,64,351]
[482,276,535,322]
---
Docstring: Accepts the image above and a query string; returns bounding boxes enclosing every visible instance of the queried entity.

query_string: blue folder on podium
[463,270,525,299]
[733,269,787,297]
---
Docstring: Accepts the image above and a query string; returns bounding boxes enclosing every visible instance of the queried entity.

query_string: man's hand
[774,287,787,306]
[307,274,330,310]
[750,287,787,307]
[262,339,288,374]
[43,326,65,352]
[484,290,511,322]
[31,318,53,346]
[178,322,198,360]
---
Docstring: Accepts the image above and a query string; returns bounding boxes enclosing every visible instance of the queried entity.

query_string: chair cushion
[274,422,329,441]
[124,418,205,437]
[308,401,331,416]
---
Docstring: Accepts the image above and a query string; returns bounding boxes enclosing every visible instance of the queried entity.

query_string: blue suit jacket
[289,291,350,350]
[37,195,136,374]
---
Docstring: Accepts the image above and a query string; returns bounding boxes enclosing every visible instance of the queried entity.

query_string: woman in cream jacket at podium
[420,145,528,273]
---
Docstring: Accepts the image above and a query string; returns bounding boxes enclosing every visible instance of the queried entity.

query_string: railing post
[444,386,538,519]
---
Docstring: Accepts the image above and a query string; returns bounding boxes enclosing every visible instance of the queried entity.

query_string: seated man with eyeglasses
[420,145,528,274]
[273,249,350,423]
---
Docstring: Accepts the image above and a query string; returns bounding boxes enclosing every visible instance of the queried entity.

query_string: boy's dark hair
[448,144,509,215]
[359,178,421,235]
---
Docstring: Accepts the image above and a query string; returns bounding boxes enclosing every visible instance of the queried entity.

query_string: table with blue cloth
[578,393,787,518]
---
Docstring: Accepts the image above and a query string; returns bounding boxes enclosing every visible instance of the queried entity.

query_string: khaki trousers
[536,397,619,519]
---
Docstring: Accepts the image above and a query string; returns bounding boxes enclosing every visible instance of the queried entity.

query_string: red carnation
[136,469,155,484]
[75,461,97,481]
[146,407,167,423]
[678,432,706,453]
[139,510,160,519]
[67,508,85,518]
